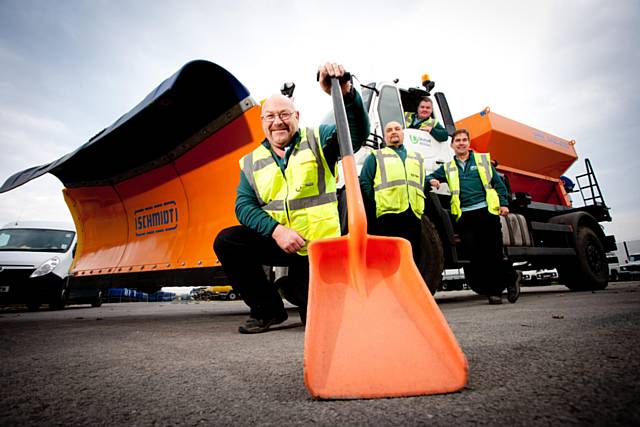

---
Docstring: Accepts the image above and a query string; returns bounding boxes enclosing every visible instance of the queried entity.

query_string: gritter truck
[0,61,615,297]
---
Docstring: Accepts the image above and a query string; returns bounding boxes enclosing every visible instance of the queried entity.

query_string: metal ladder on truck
[574,158,612,221]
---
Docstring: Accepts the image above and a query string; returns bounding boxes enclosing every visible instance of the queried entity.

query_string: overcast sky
[1,0,639,242]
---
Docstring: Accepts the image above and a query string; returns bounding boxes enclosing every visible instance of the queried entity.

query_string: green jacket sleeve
[491,165,510,206]
[358,153,377,202]
[430,122,449,142]
[235,170,279,237]
[426,164,447,184]
[319,88,370,168]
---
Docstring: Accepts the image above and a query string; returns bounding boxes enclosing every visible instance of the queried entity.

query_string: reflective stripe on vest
[404,112,439,130]
[239,127,340,255]
[444,152,500,221]
[373,146,426,219]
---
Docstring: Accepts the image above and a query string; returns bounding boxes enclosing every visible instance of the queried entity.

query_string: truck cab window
[399,89,421,117]
[377,85,404,130]
[360,84,375,112]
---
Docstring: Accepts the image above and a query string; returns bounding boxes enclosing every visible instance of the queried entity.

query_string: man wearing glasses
[214,63,370,334]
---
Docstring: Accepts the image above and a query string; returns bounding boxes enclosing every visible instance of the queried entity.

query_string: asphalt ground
[1,282,639,426]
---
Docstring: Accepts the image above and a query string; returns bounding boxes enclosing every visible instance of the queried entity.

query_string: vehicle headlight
[30,256,61,278]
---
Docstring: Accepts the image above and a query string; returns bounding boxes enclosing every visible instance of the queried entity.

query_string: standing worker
[214,62,370,334]
[427,128,521,304]
[404,97,449,142]
[359,120,426,264]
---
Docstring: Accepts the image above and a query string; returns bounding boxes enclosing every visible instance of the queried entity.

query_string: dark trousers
[213,225,309,321]
[456,208,516,296]
[374,209,422,264]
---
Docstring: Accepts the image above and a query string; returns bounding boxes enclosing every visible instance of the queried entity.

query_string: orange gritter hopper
[456,108,578,206]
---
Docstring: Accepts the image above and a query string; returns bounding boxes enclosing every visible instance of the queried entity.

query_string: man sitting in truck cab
[404,97,449,142]
[359,120,427,264]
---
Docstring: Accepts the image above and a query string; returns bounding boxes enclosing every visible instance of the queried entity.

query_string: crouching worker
[214,62,370,334]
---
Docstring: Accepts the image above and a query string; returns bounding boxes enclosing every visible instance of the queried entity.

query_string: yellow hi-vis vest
[240,127,340,255]
[404,112,439,130]
[373,146,426,220]
[444,152,501,221]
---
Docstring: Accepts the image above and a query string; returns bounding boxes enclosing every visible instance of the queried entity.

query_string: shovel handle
[330,78,354,159]
[330,77,367,244]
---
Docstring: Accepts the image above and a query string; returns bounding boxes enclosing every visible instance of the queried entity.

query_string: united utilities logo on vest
[134,201,179,237]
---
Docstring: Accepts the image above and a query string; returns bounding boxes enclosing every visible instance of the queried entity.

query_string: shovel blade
[304,234,468,399]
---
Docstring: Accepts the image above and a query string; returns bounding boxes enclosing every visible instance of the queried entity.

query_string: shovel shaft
[330,78,367,242]
[330,78,368,295]
[330,78,353,158]
[342,156,367,245]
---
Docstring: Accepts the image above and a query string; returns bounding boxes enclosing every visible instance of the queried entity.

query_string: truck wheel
[559,226,608,291]
[227,292,238,301]
[610,270,619,282]
[418,217,444,295]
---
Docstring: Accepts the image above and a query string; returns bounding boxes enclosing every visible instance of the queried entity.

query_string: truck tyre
[559,226,608,291]
[418,216,445,295]
[227,291,238,301]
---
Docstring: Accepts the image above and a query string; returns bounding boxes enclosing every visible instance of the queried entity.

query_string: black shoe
[488,295,503,305]
[507,272,522,303]
[238,314,287,334]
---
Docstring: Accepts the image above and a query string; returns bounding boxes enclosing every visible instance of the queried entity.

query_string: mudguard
[1,60,263,288]
[549,211,611,251]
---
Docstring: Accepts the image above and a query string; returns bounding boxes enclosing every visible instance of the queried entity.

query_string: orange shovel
[303,77,468,399]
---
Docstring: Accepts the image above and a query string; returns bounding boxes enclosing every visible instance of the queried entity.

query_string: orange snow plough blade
[64,107,262,281]
[304,78,468,399]
[1,61,263,289]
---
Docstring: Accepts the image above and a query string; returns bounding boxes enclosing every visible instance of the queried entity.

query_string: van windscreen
[0,229,75,253]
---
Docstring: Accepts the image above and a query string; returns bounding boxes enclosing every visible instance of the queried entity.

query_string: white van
[606,253,620,281]
[0,221,101,310]
[619,253,640,281]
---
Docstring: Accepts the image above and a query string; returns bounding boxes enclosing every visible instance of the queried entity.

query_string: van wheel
[559,226,608,291]
[276,276,304,307]
[418,217,444,295]
[91,290,103,307]
[49,287,68,310]
[26,301,40,311]
[462,265,484,295]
